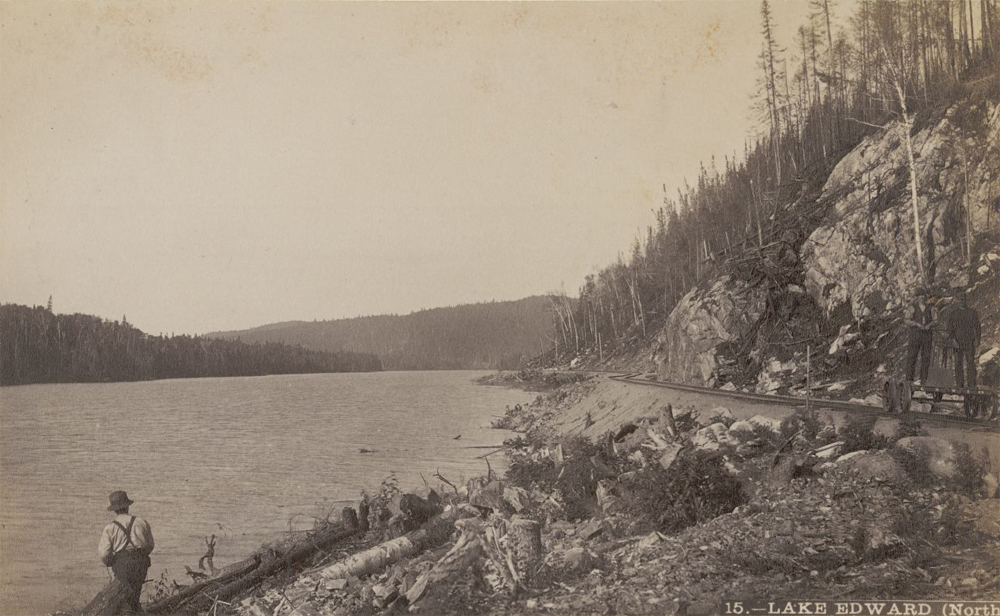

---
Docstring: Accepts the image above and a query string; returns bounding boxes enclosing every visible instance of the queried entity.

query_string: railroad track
[607,372,1000,433]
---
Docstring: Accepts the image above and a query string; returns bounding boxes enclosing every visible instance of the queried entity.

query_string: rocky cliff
[655,98,1000,393]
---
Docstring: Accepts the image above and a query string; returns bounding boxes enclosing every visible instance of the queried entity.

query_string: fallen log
[316,507,474,581]
[405,518,486,606]
[145,521,359,614]
[144,554,261,614]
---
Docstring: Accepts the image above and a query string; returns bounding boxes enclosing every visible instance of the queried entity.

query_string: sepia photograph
[1,1,999,615]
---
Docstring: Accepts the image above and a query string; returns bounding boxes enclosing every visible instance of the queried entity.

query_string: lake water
[0,371,531,615]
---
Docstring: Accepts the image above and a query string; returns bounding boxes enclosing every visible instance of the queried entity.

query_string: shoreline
[91,371,1000,616]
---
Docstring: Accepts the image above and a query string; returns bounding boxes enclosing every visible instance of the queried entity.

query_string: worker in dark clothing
[904,287,937,384]
[947,288,981,389]
[98,491,154,614]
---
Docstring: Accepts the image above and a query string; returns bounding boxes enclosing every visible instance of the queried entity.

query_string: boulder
[692,423,735,451]
[728,420,754,434]
[637,532,663,550]
[842,452,908,485]
[563,547,594,571]
[835,450,867,464]
[578,519,605,540]
[813,441,844,460]
[894,437,957,479]
[857,524,905,560]
[658,443,684,470]
[503,486,531,513]
[747,415,783,433]
[470,480,505,511]
[596,480,619,513]
[654,276,767,386]
[982,473,999,500]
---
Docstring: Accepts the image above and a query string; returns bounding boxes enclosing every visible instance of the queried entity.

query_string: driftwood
[405,518,486,606]
[317,509,470,581]
[143,554,261,614]
[143,520,360,614]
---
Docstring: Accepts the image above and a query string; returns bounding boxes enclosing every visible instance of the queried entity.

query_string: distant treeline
[0,304,382,386]
[211,296,554,371]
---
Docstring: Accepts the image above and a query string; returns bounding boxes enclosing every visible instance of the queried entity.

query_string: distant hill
[209,296,556,370]
[0,304,381,386]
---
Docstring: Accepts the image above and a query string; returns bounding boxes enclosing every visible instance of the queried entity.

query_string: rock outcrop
[803,102,1000,320]
[654,276,766,385]
[655,100,1000,388]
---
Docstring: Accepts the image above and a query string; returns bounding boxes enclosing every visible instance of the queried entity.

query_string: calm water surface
[0,371,530,615]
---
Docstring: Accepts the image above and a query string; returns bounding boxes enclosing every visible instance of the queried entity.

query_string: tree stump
[507,516,543,584]
[342,506,359,530]
[358,498,370,532]
[660,403,677,437]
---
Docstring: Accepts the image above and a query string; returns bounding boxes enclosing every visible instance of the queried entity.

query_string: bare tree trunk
[896,83,926,283]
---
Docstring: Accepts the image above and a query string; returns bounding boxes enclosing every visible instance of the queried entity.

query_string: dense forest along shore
[0,371,532,615]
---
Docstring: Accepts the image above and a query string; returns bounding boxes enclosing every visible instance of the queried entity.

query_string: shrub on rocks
[779,409,834,445]
[893,437,956,480]
[505,435,607,521]
[617,449,747,534]
[838,414,889,454]
[951,443,989,497]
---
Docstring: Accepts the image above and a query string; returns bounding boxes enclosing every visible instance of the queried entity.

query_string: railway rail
[607,372,999,433]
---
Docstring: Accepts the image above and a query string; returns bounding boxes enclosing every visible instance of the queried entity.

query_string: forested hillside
[210,296,555,370]
[0,304,382,386]
[544,0,1000,369]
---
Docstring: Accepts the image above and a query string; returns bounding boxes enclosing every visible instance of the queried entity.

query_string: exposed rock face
[654,276,766,385]
[654,100,1000,387]
[803,102,1000,319]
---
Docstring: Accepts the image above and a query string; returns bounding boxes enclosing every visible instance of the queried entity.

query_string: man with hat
[947,288,981,389]
[903,286,937,384]
[98,490,154,613]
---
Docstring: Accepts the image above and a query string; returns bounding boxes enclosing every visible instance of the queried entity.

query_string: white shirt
[98,514,154,566]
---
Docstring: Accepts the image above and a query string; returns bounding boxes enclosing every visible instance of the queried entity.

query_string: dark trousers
[905,332,932,382]
[111,551,150,614]
[954,345,977,389]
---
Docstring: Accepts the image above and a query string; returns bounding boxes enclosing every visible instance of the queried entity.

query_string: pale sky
[1,1,818,335]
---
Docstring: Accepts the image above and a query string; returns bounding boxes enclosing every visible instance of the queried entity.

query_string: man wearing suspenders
[98,491,155,613]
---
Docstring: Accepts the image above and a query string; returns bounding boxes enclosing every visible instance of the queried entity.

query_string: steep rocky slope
[655,98,1000,394]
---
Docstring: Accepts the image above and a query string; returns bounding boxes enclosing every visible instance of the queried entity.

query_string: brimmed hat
[108,490,134,512]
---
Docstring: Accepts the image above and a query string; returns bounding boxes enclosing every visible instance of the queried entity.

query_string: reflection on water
[0,371,528,615]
